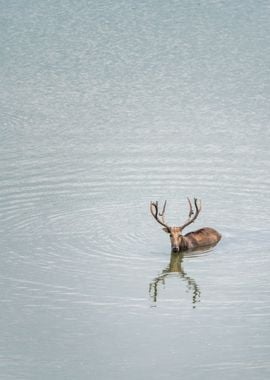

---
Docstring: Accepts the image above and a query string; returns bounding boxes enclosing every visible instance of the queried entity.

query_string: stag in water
[150,198,221,252]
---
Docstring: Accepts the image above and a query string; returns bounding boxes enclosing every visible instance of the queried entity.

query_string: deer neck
[179,236,189,251]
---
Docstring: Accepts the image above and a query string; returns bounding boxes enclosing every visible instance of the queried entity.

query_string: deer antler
[150,201,170,230]
[180,197,202,231]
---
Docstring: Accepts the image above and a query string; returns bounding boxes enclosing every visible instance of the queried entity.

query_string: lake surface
[1,1,270,379]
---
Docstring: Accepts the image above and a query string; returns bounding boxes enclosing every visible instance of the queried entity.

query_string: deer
[150,198,221,253]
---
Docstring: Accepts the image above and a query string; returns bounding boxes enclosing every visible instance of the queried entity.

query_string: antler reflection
[149,253,201,308]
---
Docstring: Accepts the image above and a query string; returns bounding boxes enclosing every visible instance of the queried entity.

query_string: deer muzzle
[172,245,180,253]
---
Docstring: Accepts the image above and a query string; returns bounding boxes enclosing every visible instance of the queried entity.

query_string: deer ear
[162,227,170,233]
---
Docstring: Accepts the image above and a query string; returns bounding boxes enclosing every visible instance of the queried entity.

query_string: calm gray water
[1,1,270,379]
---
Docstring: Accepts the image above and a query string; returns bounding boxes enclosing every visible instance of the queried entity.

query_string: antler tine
[158,200,167,224]
[180,197,202,231]
[194,198,202,213]
[150,201,157,218]
[159,200,167,216]
[187,197,194,218]
[150,200,170,230]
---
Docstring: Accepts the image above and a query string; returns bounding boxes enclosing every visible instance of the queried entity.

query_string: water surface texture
[1,1,270,379]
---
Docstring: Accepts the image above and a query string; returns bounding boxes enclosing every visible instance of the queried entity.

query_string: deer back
[184,227,221,249]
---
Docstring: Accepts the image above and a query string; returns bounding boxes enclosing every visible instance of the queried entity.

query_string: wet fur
[183,227,221,251]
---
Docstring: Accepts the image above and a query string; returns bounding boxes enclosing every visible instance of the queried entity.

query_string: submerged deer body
[150,198,221,252]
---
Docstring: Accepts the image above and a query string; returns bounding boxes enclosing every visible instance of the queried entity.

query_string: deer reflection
[149,252,201,308]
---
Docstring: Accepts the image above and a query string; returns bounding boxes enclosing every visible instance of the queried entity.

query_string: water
[1,1,270,379]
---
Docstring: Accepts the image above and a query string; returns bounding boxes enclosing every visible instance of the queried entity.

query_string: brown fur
[164,226,221,252]
[184,227,221,250]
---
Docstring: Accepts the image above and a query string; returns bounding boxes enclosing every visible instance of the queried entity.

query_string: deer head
[150,198,202,252]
